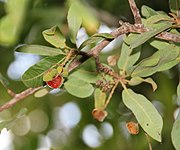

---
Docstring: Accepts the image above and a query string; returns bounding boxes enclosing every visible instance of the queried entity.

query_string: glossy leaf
[15,44,65,56]
[129,77,157,91]
[141,5,159,18]
[131,45,180,77]
[22,55,65,87]
[67,2,82,44]
[126,23,172,49]
[68,69,101,83]
[122,89,163,142]
[42,26,66,48]
[118,42,141,73]
[94,88,106,109]
[64,77,94,98]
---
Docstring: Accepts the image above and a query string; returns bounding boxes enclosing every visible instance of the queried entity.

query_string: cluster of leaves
[3,0,180,149]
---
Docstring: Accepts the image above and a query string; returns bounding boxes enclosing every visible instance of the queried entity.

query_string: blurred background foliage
[0,0,179,150]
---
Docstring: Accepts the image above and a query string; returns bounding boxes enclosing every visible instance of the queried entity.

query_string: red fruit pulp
[46,75,63,89]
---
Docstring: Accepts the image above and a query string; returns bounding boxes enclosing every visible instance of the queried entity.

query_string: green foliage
[79,33,114,50]
[141,5,159,18]
[171,111,180,150]
[122,89,163,142]
[124,23,172,49]
[177,82,180,101]
[79,36,103,50]
[15,44,66,56]
[94,88,106,109]
[145,14,170,25]
[92,33,114,39]
[67,1,82,44]
[131,44,180,77]
[0,0,29,45]
[128,77,157,91]
[67,0,99,43]
[69,69,101,83]
[64,77,94,98]
[42,26,66,48]
[22,55,65,87]
[171,82,180,149]
[0,0,180,149]
[34,88,49,98]
[43,69,58,82]
[118,41,141,74]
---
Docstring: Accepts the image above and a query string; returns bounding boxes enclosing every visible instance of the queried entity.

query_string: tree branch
[68,22,180,72]
[128,0,142,24]
[0,0,179,112]
[0,87,42,112]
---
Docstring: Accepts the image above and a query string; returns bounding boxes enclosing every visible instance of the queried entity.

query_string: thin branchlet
[0,0,180,112]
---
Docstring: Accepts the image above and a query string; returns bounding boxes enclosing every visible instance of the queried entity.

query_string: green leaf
[122,89,163,142]
[64,77,94,98]
[68,69,101,83]
[149,39,170,50]
[127,23,172,49]
[34,88,49,98]
[15,44,65,56]
[141,5,159,18]
[67,2,82,44]
[129,77,157,91]
[171,82,180,149]
[171,111,180,150]
[177,82,180,101]
[42,26,66,48]
[22,55,65,88]
[92,33,114,40]
[169,0,180,14]
[118,42,141,73]
[43,68,58,82]
[94,88,106,109]
[67,0,99,37]
[131,44,180,77]
[137,52,161,67]
[0,0,29,45]
[79,36,103,50]
[145,14,171,25]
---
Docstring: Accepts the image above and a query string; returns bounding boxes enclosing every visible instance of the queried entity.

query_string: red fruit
[46,75,63,89]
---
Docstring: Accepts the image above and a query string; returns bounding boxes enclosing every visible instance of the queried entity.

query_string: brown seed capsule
[92,108,108,122]
[126,121,139,135]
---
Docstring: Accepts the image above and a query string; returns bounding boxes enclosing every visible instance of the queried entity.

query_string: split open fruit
[46,75,64,89]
